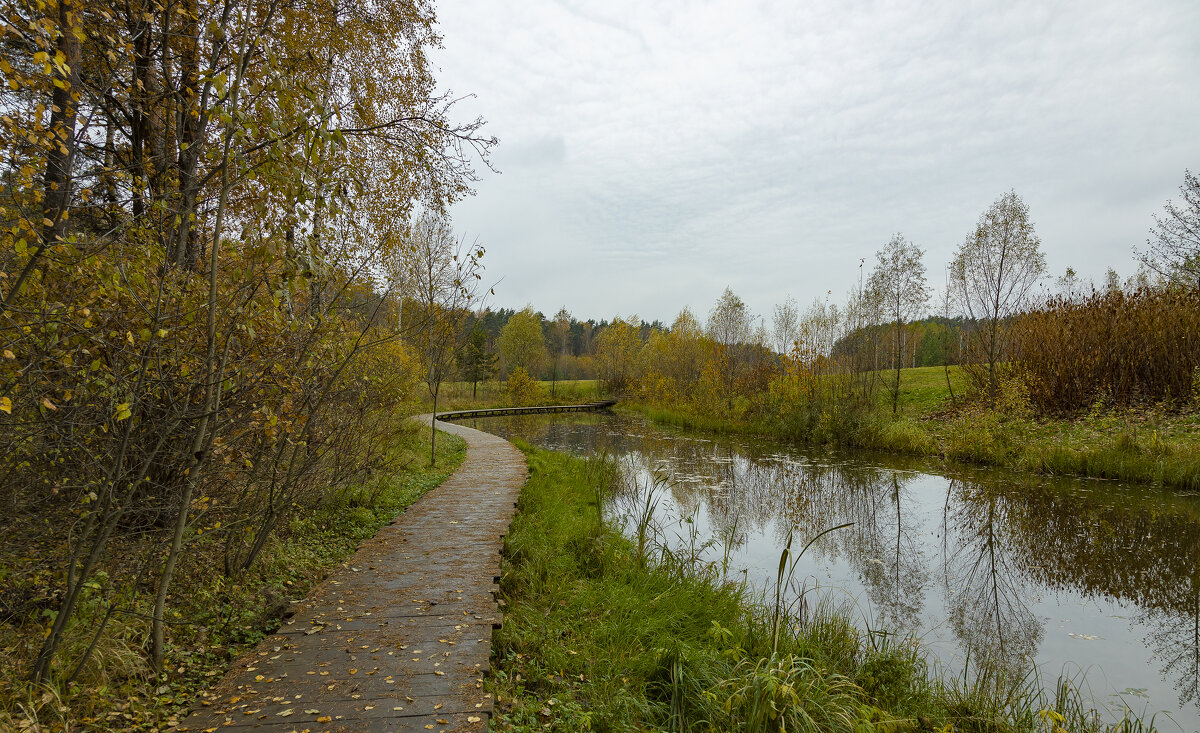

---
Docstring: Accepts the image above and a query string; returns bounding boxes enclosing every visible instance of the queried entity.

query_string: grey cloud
[501,135,568,168]
[433,0,1200,323]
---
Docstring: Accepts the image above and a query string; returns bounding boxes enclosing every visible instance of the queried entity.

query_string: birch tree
[406,215,484,465]
[1140,170,1200,290]
[498,307,548,379]
[707,287,752,407]
[550,307,571,395]
[867,234,930,414]
[949,191,1046,400]
[772,297,800,355]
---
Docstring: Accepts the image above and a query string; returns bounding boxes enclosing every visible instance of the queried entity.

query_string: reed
[1012,287,1200,414]
[491,445,1164,732]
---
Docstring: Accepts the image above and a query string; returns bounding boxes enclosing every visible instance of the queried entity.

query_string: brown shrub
[1011,287,1200,413]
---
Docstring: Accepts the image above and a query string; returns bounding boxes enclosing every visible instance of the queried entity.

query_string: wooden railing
[434,399,618,421]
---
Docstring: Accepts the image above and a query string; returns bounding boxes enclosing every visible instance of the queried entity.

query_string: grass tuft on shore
[490,444,1160,732]
[618,366,1200,491]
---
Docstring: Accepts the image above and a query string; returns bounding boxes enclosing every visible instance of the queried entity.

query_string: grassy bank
[624,366,1200,491]
[0,425,466,732]
[423,379,602,412]
[491,445,1156,732]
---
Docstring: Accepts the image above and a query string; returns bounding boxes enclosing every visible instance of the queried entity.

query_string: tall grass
[491,445,1163,732]
[1012,287,1200,413]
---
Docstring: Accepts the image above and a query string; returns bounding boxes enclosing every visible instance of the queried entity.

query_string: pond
[465,411,1200,729]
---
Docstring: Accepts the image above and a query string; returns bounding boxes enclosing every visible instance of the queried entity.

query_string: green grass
[423,379,603,411]
[624,366,1200,491]
[0,425,466,732]
[875,365,971,415]
[491,444,1159,732]
[638,404,763,436]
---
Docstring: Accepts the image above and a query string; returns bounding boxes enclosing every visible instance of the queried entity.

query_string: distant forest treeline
[456,308,968,383]
[461,180,1200,420]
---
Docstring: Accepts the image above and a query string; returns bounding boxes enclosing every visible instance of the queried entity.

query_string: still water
[467,411,1200,729]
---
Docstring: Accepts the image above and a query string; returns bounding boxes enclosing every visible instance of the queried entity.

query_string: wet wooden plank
[177,419,524,733]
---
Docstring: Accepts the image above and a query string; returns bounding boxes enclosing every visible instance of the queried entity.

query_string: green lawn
[873,365,969,415]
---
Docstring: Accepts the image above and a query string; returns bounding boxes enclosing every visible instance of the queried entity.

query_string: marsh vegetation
[491,434,1175,731]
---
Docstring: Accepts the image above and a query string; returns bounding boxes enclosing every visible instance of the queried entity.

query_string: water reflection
[965,470,1200,709]
[846,475,929,633]
[944,480,1043,679]
[469,413,1200,725]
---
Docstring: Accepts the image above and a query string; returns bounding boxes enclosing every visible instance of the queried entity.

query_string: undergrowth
[0,426,466,732]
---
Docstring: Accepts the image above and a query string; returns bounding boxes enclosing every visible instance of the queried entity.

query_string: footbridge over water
[434,399,618,422]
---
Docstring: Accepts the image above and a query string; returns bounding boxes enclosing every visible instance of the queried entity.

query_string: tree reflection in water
[944,478,1042,680]
[1143,580,1200,707]
[475,412,1200,718]
[961,469,1200,708]
[851,475,929,632]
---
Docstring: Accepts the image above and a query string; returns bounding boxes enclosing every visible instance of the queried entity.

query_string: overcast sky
[430,0,1200,325]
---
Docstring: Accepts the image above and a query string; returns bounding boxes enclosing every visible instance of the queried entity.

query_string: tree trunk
[9,0,80,307]
[129,9,153,220]
[892,319,902,415]
[430,391,438,467]
[170,0,202,268]
[151,31,252,660]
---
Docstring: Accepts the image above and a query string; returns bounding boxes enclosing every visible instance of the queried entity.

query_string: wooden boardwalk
[178,418,526,733]
[435,399,617,422]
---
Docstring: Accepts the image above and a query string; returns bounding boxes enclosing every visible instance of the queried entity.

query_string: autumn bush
[0,239,419,667]
[1011,287,1200,413]
[0,0,495,721]
[504,367,541,406]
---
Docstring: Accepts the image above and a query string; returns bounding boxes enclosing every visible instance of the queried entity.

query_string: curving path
[179,418,526,733]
